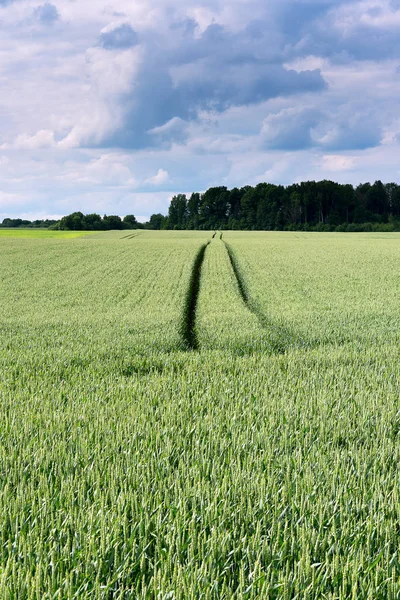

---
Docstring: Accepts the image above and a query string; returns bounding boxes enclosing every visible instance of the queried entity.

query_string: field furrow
[182,241,210,350]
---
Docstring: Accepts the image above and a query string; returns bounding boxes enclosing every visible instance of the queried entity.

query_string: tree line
[1,212,163,231]
[163,180,400,231]
[0,218,57,228]
[54,213,140,231]
[4,180,400,232]
[52,212,173,230]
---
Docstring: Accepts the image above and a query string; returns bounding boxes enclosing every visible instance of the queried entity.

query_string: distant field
[1,230,400,598]
[0,228,94,238]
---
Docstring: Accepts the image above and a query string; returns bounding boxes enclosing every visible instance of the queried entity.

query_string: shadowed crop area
[1,231,400,598]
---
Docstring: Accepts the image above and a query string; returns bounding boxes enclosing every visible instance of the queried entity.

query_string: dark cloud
[262,106,382,152]
[33,3,60,24]
[149,117,189,146]
[98,21,326,149]
[242,0,355,56]
[99,23,138,50]
[321,118,382,151]
[303,24,400,62]
[58,0,396,155]
[281,1,400,63]
[262,108,322,150]
[275,0,338,37]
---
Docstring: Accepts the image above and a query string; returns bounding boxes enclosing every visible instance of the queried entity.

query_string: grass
[0,230,400,598]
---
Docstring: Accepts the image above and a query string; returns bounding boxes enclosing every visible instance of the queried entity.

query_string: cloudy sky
[1,0,400,220]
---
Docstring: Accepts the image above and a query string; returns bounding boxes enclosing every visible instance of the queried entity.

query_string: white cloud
[321,154,356,171]
[58,154,136,186]
[0,191,19,204]
[145,168,170,185]
[284,56,327,73]
[58,45,142,149]
[0,191,28,212]
[14,130,55,150]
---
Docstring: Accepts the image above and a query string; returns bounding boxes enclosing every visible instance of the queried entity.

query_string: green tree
[84,214,103,230]
[123,215,139,229]
[199,187,230,229]
[59,212,84,230]
[147,213,168,230]
[103,215,123,230]
[187,193,201,229]
[168,195,188,229]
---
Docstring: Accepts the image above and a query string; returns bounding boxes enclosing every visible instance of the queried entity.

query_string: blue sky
[1,0,400,220]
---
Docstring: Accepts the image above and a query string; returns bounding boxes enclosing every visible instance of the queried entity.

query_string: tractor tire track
[223,240,314,354]
[121,232,142,240]
[182,241,211,350]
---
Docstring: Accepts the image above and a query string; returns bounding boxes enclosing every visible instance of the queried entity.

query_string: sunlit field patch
[0,228,95,239]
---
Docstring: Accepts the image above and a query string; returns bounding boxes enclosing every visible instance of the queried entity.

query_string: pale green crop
[0,230,400,599]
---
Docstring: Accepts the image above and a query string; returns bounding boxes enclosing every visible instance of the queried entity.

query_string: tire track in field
[182,241,211,350]
[223,240,312,353]
[121,232,142,240]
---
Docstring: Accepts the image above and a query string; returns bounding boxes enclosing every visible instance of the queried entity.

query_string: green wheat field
[1,230,400,599]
